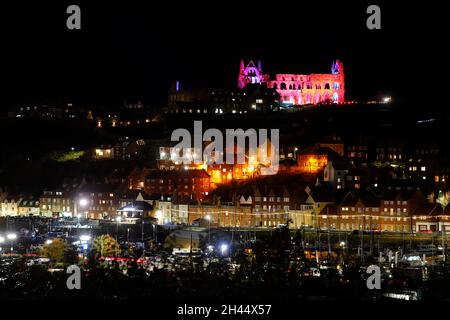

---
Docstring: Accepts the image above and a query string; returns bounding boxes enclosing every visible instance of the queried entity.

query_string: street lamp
[220,243,228,256]
[153,224,157,244]
[7,233,16,257]
[155,209,163,224]
[116,216,122,242]
[46,239,53,245]
[75,198,88,220]
[7,233,16,240]
[80,235,91,242]
[80,235,91,257]
[76,213,81,229]
[0,236,4,252]
[205,215,211,244]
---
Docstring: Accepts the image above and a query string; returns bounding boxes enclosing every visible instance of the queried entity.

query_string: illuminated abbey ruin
[238,59,345,106]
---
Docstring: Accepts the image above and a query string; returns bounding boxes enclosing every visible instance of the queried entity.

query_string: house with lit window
[116,200,154,224]
[18,198,40,216]
[187,202,253,228]
[171,203,189,225]
[1,196,22,216]
[252,187,291,227]
[315,189,426,233]
[75,184,118,220]
[330,192,380,231]
[40,190,74,217]
[345,167,380,190]
[323,161,354,190]
[379,189,425,232]
[375,139,406,163]
[411,203,440,233]
[144,169,210,201]
[345,136,369,162]
[304,187,334,228]
[151,194,173,224]
[93,144,114,159]
[288,187,315,228]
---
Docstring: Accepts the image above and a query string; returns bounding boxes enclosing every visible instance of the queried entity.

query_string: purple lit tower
[238,59,268,89]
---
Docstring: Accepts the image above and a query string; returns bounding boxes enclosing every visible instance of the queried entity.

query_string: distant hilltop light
[383,96,392,103]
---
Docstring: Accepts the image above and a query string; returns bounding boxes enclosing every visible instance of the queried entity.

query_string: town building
[75,184,118,219]
[187,203,253,228]
[40,190,74,217]
[1,196,22,216]
[17,198,40,216]
[144,169,210,201]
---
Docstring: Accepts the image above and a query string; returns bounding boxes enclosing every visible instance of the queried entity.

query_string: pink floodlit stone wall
[238,59,345,105]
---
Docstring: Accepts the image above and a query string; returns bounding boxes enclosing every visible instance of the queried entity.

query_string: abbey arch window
[333,82,340,89]
[324,83,330,90]
[280,83,287,90]
[289,84,292,90]
[306,83,312,89]
[332,92,339,102]
[314,93,321,104]
[306,94,312,104]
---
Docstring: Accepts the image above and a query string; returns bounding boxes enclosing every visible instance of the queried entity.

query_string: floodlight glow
[6,233,17,240]
[80,235,91,242]
[220,243,228,255]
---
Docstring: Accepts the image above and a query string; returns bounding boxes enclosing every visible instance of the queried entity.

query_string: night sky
[0,1,448,108]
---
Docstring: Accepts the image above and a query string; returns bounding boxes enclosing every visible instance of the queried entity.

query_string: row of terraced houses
[1,183,449,233]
